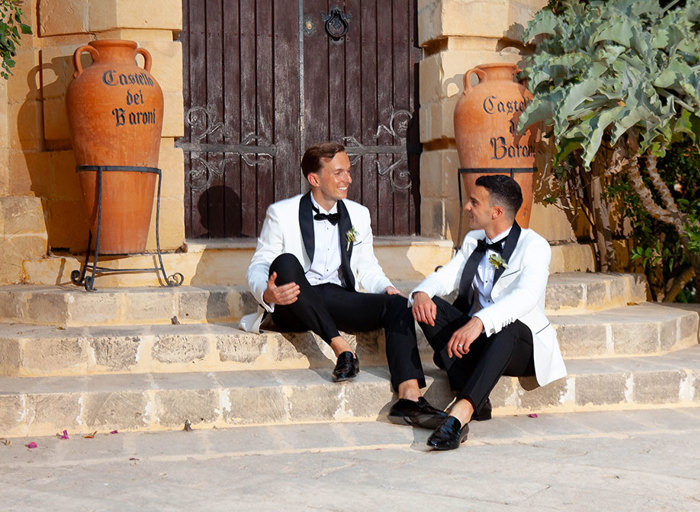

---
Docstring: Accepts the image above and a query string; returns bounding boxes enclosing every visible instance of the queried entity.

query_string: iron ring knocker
[323,7,350,41]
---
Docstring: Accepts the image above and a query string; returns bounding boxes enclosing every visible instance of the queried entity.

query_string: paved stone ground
[1,407,699,512]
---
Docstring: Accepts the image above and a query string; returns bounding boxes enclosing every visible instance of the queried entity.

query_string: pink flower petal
[110,430,118,434]
[26,442,37,449]
[528,413,538,418]
[60,430,69,440]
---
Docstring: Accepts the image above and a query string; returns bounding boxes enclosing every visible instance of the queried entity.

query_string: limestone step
[0,273,647,327]
[23,239,595,288]
[1,346,698,438]
[1,303,696,377]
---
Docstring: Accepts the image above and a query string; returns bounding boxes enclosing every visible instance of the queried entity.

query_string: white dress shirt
[473,226,511,332]
[305,195,343,287]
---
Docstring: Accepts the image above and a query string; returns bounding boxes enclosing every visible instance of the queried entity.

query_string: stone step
[1,346,698,438]
[0,273,646,328]
[23,239,595,288]
[1,303,696,377]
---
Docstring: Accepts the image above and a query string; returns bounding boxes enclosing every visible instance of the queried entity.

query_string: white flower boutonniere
[346,226,359,251]
[488,253,508,269]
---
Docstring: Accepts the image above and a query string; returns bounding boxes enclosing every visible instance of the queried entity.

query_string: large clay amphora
[454,63,538,227]
[66,40,164,254]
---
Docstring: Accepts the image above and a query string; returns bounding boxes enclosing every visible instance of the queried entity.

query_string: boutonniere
[346,226,359,251]
[488,253,508,269]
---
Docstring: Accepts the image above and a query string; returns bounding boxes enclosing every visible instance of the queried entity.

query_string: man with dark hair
[386,174,567,450]
[240,142,446,430]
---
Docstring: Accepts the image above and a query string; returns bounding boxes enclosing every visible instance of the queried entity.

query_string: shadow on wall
[18,52,91,253]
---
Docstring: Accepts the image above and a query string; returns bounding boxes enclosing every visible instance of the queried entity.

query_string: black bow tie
[476,238,504,253]
[312,206,340,225]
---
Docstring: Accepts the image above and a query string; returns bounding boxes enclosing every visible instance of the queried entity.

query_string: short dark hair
[301,142,345,178]
[475,175,523,219]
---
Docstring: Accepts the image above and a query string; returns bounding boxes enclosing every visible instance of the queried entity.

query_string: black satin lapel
[299,192,314,263]
[454,238,486,312]
[493,222,521,285]
[337,200,356,290]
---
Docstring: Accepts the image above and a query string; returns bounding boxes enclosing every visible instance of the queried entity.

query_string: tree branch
[645,152,676,212]
[663,266,696,303]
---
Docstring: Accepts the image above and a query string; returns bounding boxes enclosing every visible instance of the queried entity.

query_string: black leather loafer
[427,416,469,450]
[388,397,448,430]
[472,398,492,422]
[332,351,359,382]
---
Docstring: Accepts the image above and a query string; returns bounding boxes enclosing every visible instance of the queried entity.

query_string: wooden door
[179,0,421,238]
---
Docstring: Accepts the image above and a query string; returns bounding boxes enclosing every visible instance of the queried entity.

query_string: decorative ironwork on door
[179,0,421,238]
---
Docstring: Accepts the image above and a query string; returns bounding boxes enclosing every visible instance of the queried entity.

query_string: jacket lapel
[336,200,356,290]
[493,222,521,286]
[298,192,314,263]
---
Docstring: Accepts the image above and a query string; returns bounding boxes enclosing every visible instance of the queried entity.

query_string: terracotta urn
[453,63,539,227]
[65,40,164,254]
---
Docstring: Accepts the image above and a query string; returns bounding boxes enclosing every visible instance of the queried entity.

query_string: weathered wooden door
[179,0,421,238]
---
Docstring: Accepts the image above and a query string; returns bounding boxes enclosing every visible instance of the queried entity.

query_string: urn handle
[136,47,152,72]
[72,45,99,78]
[464,67,486,93]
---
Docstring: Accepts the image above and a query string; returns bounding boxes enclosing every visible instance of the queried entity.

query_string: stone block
[89,0,182,32]
[38,0,89,36]
[162,90,185,138]
[0,288,28,321]
[585,281,608,308]
[217,332,267,364]
[518,377,570,409]
[42,96,70,141]
[26,292,69,325]
[39,44,80,100]
[50,150,82,201]
[549,243,595,273]
[140,40,183,94]
[89,335,141,370]
[124,291,176,323]
[82,391,149,429]
[152,334,208,363]
[9,150,52,198]
[67,292,121,325]
[555,323,608,358]
[0,338,21,376]
[204,289,234,321]
[26,393,82,430]
[0,196,47,235]
[20,337,85,374]
[575,373,627,406]
[159,139,185,199]
[419,197,447,239]
[419,97,458,143]
[154,389,219,427]
[7,48,41,102]
[10,100,43,150]
[611,322,660,355]
[679,312,699,343]
[419,150,460,198]
[545,283,583,311]
[145,196,185,251]
[528,203,575,244]
[177,289,209,322]
[633,370,683,404]
[225,387,288,425]
[0,395,23,430]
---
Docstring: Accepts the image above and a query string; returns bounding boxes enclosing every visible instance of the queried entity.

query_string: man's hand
[262,272,300,306]
[411,291,437,326]
[447,316,484,358]
[384,286,406,298]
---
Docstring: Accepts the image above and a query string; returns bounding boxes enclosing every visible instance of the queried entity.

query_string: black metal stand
[70,165,184,292]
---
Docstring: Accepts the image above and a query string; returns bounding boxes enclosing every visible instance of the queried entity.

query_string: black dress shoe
[472,398,492,422]
[427,416,469,450]
[332,351,359,382]
[388,397,448,430]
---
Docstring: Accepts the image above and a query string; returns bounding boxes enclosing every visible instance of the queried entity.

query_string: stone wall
[417,0,579,245]
[0,0,185,284]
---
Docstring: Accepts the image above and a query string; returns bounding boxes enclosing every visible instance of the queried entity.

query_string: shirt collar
[485,225,512,245]
[310,193,338,215]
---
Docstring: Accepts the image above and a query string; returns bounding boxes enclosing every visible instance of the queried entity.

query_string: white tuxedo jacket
[412,227,567,388]
[240,193,393,332]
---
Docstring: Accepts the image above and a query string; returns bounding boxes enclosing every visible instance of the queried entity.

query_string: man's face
[464,185,494,230]
[309,151,352,203]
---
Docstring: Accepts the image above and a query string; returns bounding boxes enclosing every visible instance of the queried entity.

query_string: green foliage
[0,0,31,80]
[519,0,700,168]
[615,139,699,301]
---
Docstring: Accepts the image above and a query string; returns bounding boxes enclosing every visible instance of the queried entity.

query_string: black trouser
[418,297,536,411]
[269,254,425,388]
